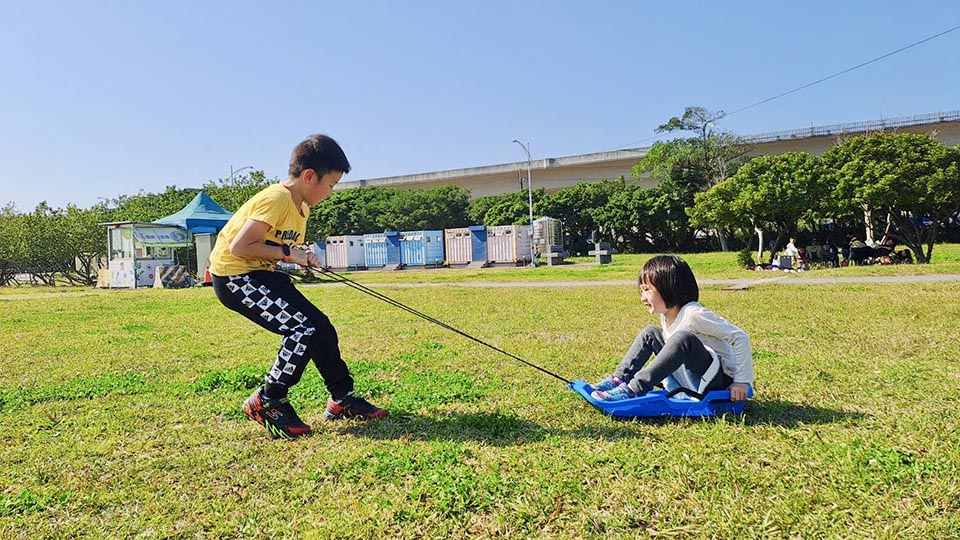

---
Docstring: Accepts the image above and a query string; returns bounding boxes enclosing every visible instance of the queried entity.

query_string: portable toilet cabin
[445,226,488,267]
[363,231,401,269]
[469,225,488,266]
[325,235,366,269]
[399,230,445,268]
[486,224,532,266]
[444,227,472,266]
[311,239,327,269]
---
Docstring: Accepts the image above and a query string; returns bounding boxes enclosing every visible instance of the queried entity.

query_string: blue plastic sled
[569,380,754,418]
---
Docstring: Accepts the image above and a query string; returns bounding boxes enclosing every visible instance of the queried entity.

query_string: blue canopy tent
[153,192,233,279]
[153,191,233,234]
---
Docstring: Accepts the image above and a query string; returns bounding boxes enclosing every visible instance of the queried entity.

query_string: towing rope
[312,267,572,385]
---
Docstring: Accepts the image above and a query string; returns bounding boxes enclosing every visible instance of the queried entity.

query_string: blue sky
[1,1,958,210]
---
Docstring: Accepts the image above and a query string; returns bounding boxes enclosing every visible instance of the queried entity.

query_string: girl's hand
[728,382,750,402]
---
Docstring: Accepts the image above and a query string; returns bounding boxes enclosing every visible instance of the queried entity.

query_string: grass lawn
[2,247,959,539]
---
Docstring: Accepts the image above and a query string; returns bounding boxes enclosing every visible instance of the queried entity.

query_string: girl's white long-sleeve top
[660,301,754,384]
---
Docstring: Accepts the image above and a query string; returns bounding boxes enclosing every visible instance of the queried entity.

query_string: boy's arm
[229,219,286,262]
[229,218,314,266]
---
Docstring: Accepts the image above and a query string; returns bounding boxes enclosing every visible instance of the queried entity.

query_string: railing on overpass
[745,110,960,143]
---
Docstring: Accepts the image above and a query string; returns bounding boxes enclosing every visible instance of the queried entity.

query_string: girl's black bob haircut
[639,255,699,308]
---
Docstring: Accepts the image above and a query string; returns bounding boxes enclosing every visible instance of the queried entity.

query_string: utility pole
[511,140,536,266]
[229,165,254,182]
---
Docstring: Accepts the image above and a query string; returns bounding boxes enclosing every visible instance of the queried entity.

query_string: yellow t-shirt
[209,183,310,276]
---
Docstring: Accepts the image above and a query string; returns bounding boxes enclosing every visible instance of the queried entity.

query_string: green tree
[689,152,824,263]
[382,185,471,231]
[632,106,749,251]
[0,196,145,285]
[0,203,99,285]
[309,188,387,238]
[309,185,472,240]
[61,204,114,284]
[0,203,27,285]
[466,189,546,227]
[466,193,507,225]
[540,180,622,254]
[114,185,199,223]
[202,171,271,212]
[595,182,657,253]
[822,132,960,263]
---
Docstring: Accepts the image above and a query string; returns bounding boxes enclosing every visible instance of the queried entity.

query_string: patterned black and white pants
[212,270,353,400]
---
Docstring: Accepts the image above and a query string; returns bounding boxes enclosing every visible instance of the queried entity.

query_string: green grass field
[2,248,959,539]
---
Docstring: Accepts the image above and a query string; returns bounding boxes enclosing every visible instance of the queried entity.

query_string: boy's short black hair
[639,255,699,308]
[289,134,351,178]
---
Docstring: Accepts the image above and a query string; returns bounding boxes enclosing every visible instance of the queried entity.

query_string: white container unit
[324,235,366,269]
[486,224,531,264]
[444,227,473,265]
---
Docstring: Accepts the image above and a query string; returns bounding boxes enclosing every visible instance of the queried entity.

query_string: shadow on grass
[331,410,659,446]
[743,399,868,427]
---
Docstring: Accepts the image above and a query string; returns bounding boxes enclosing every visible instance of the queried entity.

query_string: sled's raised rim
[569,380,753,418]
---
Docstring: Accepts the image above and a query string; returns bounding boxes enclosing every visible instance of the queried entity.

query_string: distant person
[784,237,800,259]
[783,237,801,268]
[848,236,872,265]
[821,239,840,267]
[849,236,868,250]
[873,236,897,258]
[208,134,387,439]
[588,255,754,403]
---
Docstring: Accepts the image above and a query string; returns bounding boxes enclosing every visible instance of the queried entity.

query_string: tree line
[689,130,960,264]
[3,108,960,285]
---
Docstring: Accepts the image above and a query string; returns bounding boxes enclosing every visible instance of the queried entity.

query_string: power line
[601,134,660,151]
[604,23,960,151]
[723,23,960,118]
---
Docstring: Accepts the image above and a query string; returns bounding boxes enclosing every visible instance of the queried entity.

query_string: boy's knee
[306,314,338,341]
[317,313,335,332]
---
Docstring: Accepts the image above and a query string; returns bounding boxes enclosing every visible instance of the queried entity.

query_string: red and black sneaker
[322,393,389,421]
[243,387,312,439]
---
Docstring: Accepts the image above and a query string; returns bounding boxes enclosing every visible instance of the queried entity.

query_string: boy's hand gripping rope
[309,266,571,385]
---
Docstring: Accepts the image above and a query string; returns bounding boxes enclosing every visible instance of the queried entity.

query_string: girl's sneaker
[592,383,636,402]
[591,376,622,392]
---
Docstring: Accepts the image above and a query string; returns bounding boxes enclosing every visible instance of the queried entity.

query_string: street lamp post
[511,140,536,266]
[229,165,254,183]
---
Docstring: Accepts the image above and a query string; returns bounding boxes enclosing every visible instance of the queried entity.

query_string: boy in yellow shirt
[209,134,387,439]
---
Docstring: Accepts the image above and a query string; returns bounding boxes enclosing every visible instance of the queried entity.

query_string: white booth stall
[101,221,192,288]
